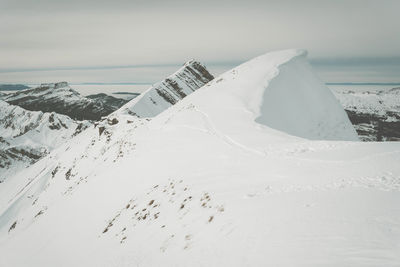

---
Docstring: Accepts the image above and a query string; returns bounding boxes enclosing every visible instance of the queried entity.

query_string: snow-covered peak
[152,49,358,143]
[183,59,196,67]
[114,60,214,117]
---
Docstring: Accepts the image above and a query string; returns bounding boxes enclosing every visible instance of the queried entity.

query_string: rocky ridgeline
[116,60,214,118]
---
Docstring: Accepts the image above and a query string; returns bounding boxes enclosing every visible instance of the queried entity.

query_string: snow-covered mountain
[115,60,214,117]
[334,87,400,141]
[0,100,91,182]
[0,82,128,121]
[0,60,213,180]
[1,50,399,267]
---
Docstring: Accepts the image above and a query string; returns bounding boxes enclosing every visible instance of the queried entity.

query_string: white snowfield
[1,49,400,267]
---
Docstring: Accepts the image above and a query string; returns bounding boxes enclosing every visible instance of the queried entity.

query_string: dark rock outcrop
[345,110,400,141]
[334,87,400,141]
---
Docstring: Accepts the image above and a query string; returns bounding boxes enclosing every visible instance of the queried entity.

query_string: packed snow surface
[0,50,399,267]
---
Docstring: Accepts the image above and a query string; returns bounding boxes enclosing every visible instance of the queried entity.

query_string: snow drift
[255,51,358,140]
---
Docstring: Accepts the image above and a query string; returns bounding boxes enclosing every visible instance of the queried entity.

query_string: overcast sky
[1,0,399,84]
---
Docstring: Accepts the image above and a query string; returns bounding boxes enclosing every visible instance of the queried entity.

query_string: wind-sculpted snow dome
[154,49,358,146]
[252,49,359,140]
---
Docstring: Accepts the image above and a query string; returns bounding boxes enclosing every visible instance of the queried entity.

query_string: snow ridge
[115,60,214,118]
[155,49,358,144]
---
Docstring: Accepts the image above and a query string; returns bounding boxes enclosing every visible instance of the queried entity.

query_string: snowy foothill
[0,49,399,267]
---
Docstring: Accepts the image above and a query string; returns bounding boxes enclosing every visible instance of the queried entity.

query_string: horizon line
[2,82,400,87]
[2,57,400,74]
[326,82,400,85]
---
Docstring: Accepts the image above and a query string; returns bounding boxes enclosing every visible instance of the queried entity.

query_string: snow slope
[0,100,91,182]
[0,50,399,267]
[115,60,214,117]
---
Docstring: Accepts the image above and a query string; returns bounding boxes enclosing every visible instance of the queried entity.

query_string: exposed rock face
[115,60,214,118]
[334,87,400,141]
[0,82,128,121]
[345,110,400,141]
[0,100,91,182]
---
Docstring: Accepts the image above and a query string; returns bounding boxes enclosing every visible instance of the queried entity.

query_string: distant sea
[68,83,400,96]
[70,84,151,96]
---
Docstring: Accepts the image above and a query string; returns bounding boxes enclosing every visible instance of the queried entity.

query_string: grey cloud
[0,0,399,83]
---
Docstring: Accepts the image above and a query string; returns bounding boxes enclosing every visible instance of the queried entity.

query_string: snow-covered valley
[0,49,399,266]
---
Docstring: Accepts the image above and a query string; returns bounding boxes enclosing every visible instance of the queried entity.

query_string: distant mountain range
[0,84,30,91]
[0,82,130,120]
